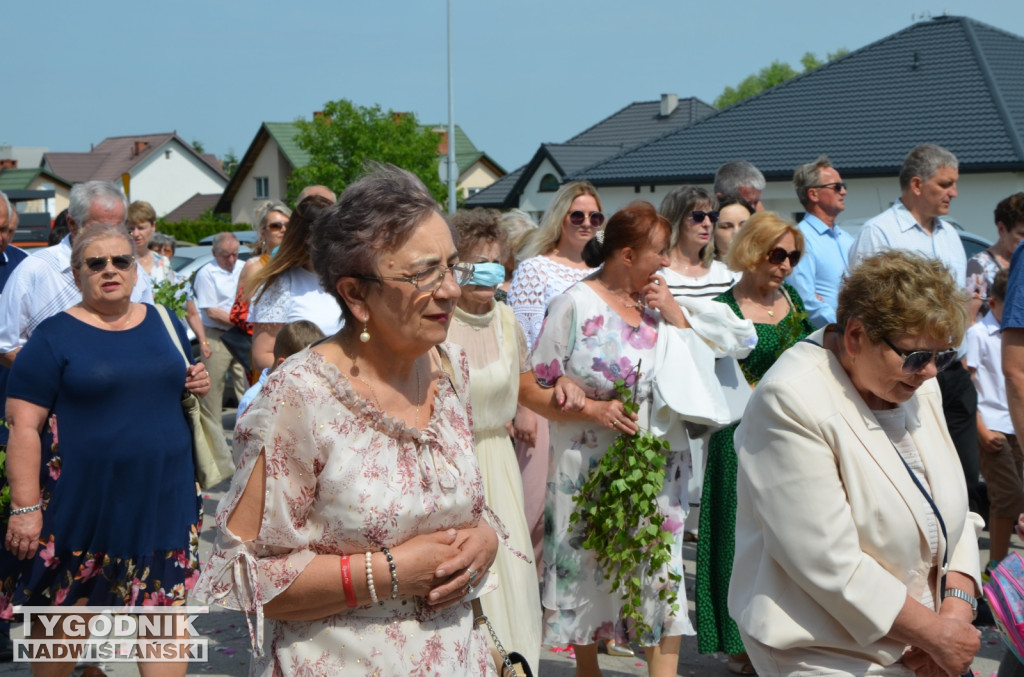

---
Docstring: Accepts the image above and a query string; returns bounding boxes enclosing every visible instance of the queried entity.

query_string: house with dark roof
[466,94,716,221]
[571,15,1024,241]
[217,120,505,225]
[43,133,228,218]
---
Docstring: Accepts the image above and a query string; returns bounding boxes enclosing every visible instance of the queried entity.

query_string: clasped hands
[390,522,498,610]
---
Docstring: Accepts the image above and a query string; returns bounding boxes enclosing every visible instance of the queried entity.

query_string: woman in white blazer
[729,251,984,677]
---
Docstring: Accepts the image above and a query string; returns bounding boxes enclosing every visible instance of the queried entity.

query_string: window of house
[538,173,560,192]
[255,177,269,199]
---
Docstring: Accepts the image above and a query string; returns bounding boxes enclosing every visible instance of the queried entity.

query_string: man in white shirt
[790,156,854,328]
[848,143,979,508]
[0,181,153,368]
[192,231,246,426]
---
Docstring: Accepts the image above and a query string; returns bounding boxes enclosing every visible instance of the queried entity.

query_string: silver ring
[612,419,619,426]
[653,279,660,286]
[466,583,475,595]
[467,568,478,585]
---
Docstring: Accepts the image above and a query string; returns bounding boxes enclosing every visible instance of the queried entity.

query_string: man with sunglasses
[848,144,981,511]
[192,231,247,427]
[790,155,854,328]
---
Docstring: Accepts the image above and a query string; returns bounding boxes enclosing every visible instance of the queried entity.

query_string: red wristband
[340,555,357,608]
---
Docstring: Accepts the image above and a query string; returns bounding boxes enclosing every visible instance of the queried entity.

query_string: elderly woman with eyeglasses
[1,223,209,676]
[194,165,508,676]
[695,211,814,675]
[729,251,983,677]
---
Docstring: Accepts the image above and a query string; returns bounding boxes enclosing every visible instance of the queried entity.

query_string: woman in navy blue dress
[1,223,210,674]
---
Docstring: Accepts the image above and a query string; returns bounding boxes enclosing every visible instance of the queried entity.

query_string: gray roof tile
[574,16,1024,184]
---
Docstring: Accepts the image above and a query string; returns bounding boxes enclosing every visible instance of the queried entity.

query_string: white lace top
[248,267,344,336]
[507,255,591,349]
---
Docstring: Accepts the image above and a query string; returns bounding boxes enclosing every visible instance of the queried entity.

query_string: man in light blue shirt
[849,143,979,509]
[790,156,854,328]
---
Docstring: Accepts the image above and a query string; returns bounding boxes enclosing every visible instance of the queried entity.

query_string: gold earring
[359,321,370,343]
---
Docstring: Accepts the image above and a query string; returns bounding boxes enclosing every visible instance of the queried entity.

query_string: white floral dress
[192,344,498,676]
[532,282,695,647]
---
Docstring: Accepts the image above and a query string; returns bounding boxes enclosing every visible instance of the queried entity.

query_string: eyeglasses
[84,255,135,272]
[568,210,605,227]
[360,262,475,293]
[266,221,287,231]
[881,336,958,375]
[810,182,847,192]
[766,247,801,266]
[690,210,719,224]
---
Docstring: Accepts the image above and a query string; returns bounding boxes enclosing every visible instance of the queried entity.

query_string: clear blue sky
[5,1,1024,173]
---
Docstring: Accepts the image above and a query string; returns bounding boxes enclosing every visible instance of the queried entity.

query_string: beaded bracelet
[365,551,379,605]
[381,547,399,600]
[9,504,41,516]
[340,555,357,608]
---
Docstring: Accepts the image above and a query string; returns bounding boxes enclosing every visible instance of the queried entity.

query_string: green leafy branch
[569,361,681,639]
[153,279,188,319]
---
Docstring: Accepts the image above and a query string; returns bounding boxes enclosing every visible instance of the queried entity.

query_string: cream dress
[448,302,542,671]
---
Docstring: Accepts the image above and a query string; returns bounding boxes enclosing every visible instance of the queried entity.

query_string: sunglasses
[690,210,719,224]
[266,221,287,231]
[568,210,605,227]
[882,337,958,375]
[766,247,801,266]
[810,181,847,192]
[84,255,135,272]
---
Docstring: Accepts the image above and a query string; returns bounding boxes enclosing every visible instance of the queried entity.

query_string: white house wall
[130,139,227,217]
[566,172,1023,243]
[230,141,292,225]
[518,158,564,223]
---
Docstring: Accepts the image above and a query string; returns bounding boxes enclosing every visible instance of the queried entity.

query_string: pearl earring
[359,321,371,343]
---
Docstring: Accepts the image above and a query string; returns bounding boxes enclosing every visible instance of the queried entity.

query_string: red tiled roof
[44,133,228,183]
[162,193,221,222]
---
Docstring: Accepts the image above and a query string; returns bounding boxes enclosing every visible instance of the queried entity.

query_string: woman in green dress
[695,212,815,675]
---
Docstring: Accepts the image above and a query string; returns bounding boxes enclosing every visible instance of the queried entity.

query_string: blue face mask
[469,262,505,287]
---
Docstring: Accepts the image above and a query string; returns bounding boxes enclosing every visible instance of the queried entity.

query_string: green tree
[288,100,447,204]
[192,139,205,153]
[714,49,849,109]
[222,149,240,178]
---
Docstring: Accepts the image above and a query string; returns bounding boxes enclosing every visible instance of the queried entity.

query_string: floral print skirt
[0,436,202,615]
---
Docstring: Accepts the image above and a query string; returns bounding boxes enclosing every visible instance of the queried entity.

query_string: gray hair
[149,232,176,254]
[714,161,765,197]
[309,163,443,323]
[211,231,239,255]
[252,201,292,232]
[659,185,716,250]
[70,223,135,271]
[68,181,128,228]
[500,208,539,263]
[899,144,958,190]
[0,191,11,223]
[793,155,833,207]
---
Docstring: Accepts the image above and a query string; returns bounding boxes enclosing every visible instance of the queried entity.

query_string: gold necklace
[92,303,134,329]
[350,351,424,427]
[746,290,779,317]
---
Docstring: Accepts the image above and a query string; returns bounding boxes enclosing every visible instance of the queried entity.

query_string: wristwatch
[943,588,979,619]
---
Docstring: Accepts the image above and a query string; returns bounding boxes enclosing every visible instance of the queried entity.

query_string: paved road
[0,410,1009,675]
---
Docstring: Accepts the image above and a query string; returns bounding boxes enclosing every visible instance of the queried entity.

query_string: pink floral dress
[532,282,694,647]
[193,344,498,676]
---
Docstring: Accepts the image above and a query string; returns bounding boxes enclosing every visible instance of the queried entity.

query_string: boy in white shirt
[966,268,1020,572]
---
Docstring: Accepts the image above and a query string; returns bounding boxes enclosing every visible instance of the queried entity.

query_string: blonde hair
[725,211,804,273]
[519,181,602,259]
[837,251,967,345]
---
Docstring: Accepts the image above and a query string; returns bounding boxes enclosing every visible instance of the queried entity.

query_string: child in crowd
[966,268,1021,574]
[236,320,325,416]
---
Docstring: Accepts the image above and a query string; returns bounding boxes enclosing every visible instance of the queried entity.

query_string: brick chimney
[0,158,17,170]
[436,129,450,155]
[132,140,149,157]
